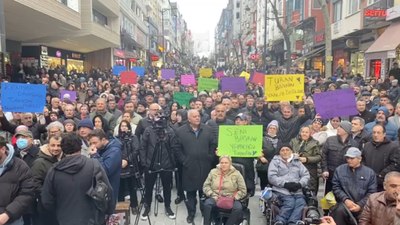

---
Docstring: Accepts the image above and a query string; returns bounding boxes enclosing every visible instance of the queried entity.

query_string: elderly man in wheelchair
[267,144,311,225]
[203,155,248,225]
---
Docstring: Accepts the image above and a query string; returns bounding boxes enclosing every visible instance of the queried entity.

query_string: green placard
[198,78,219,92]
[218,125,263,157]
[173,92,194,107]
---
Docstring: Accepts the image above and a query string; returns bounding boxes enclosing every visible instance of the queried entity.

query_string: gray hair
[384,171,400,183]
[351,116,365,127]
[46,121,65,133]
[187,109,199,118]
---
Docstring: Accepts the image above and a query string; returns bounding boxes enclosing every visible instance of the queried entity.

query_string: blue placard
[112,65,126,76]
[1,82,46,112]
[131,66,145,76]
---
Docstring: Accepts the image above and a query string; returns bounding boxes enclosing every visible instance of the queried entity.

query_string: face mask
[16,138,29,149]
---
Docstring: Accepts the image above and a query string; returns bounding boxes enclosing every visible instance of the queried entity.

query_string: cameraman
[139,112,179,221]
[116,120,141,215]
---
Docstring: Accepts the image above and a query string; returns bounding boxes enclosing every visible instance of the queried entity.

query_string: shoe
[186,215,194,223]
[295,221,306,225]
[141,206,150,221]
[175,196,184,204]
[165,207,176,219]
[131,207,138,215]
[274,221,284,225]
[156,194,164,203]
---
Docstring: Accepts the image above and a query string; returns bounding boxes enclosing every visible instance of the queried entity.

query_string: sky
[175,0,228,56]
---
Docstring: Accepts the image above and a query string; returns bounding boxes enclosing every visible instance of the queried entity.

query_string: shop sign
[113,49,125,58]
[70,53,82,59]
[56,51,62,58]
[364,9,387,17]
[363,0,390,28]
[41,46,48,56]
[151,55,159,61]
[387,50,396,59]
[314,33,325,44]
[386,5,400,21]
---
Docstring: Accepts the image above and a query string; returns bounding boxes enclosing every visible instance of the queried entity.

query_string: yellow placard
[264,74,304,101]
[239,71,250,81]
[199,68,213,78]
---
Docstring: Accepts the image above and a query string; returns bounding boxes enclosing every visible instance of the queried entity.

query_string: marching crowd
[0,63,400,225]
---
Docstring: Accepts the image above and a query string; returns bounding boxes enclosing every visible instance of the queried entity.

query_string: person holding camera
[139,112,179,220]
[117,120,141,215]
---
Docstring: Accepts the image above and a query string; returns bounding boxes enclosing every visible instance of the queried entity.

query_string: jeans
[203,198,243,225]
[275,193,306,224]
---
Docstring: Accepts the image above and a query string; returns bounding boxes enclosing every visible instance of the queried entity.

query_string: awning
[365,22,400,54]
[293,46,325,64]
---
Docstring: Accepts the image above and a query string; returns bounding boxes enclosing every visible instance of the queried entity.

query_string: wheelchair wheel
[265,207,273,225]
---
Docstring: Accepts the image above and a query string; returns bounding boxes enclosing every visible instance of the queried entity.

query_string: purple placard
[181,74,196,86]
[60,90,77,102]
[161,69,175,80]
[221,77,246,94]
[215,71,224,78]
[313,89,358,119]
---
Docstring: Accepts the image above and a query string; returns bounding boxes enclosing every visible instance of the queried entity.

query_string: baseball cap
[344,147,362,158]
[15,130,33,138]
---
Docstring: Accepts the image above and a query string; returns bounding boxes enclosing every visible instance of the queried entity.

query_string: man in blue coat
[88,129,122,204]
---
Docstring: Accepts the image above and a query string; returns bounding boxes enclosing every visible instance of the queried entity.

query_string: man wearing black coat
[176,109,217,224]
[41,134,113,225]
[0,137,34,225]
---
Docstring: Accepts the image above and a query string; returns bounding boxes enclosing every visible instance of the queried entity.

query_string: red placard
[251,72,265,86]
[120,71,137,84]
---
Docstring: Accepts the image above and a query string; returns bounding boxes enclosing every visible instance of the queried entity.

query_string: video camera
[303,187,321,225]
[152,112,168,130]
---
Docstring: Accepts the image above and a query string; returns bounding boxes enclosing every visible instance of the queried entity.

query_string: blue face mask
[16,138,29,149]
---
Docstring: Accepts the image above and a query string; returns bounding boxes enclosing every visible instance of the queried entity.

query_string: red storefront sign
[151,55,159,61]
[364,9,387,17]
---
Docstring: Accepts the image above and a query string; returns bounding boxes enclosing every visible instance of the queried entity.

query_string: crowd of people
[0,62,400,225]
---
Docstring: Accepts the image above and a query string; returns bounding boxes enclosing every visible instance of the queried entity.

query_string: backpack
[86,160,113,225]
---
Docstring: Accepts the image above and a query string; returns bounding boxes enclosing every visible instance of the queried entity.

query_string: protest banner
[218,125,263,157]
[161,69,175,80]
[180,74,196,86]
[214,71,224,79]
[120,71,137,84]
[264,74,304,101]
[112,65,126,76]
[313,89,358,119]
[198,78,219,92]
[60,90,77,102]
[239,71,250,81]
[251,72,265,86]
[221,77,246,94]
[1,83,46,113]
[131,66,145,76]
[199,68,213,78]
[173,92,194,107]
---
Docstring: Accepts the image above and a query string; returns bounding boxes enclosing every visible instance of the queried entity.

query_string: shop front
[113,48,140,69]
[21,46,84,73]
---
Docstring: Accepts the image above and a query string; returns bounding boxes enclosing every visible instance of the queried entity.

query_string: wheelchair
[262,187,321,225]
[207,163,251,225]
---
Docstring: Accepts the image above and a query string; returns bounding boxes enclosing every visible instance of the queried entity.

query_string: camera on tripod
[303,187,321,225]
[152,112,168,130]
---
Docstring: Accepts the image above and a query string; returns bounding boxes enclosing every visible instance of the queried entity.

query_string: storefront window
[67,59,84,73]
[350,52,364,76]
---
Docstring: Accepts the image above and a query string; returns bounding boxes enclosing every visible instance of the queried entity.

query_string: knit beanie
[267,120,279,129]
[339,121,352,134]
[77,118,94,130]
[378,106,389,118]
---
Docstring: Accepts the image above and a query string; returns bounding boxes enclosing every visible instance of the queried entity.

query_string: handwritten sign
[60,90,77,102]
[240,71,250,81]
[1,83,46,112]
[131,66,145,76]
[173,92,194,107]
[265,74,304,101]
[251,72,265,86]
[221,77,246,94]
[313,89,358,119]
[120,71,137,84]
[161,69,175,80]
[198,78,219,92]
[215,71,224,79]
[112,65,126,76]
[181,74,196,86]
[218,125,263,157]
[199,68,213,78]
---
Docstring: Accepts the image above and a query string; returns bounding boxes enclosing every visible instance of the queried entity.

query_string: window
[333,0,342,22]
[347,0,360,15]
[236,12,240,19]
[294,0,302,10]
[236,1,240,8]
[313,0,321,8]
[93,9,108,26]
[367,0,379,5]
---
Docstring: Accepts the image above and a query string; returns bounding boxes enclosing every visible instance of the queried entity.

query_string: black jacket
[321,135,359,173]
[140,127,178,171]
[175,124,217,191]
[0,116,47,140]
[276,105,311,143]
[135,117,152,140]
[362,138,400,188]
[118,134,141,178]
[0,157,34,223]
[251,107,274,130]
[41,155,112,225]
[15,145,40,168]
